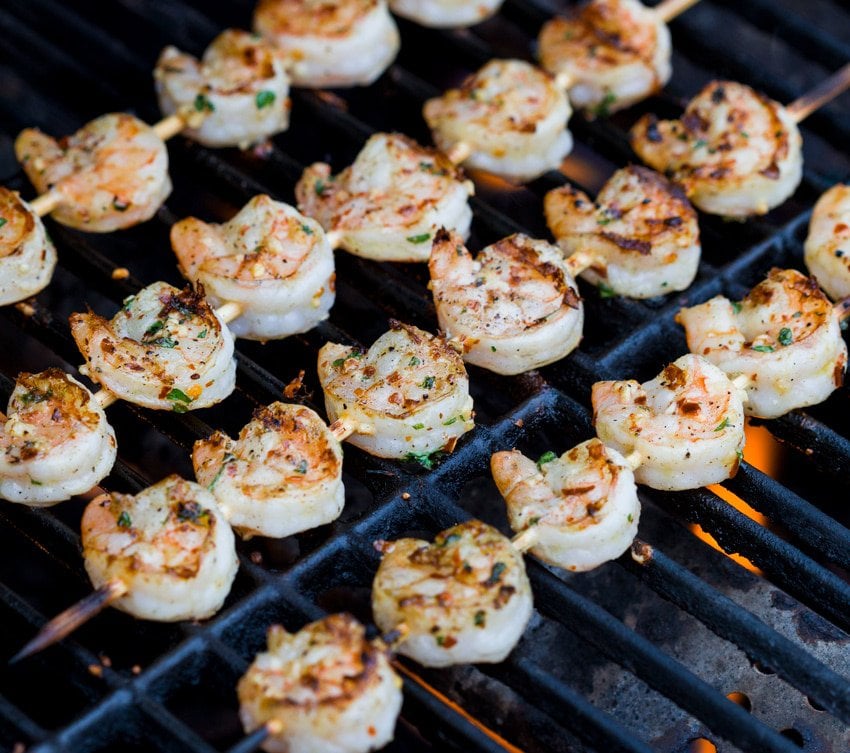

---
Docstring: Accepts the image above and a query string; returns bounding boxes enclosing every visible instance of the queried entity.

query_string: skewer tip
[511,526,540,553]
[445,142,472,165]
[94,388,118,410]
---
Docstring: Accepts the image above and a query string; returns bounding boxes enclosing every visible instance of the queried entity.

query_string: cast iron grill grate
[0,1,849,751]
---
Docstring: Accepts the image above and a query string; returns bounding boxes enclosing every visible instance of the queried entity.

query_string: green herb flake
[117,511,132,528]
[294,459,308,474]
[315,179,327,197]
[197,329,207,339]
[255,90,276,109]
[596,215,613,226]
[332,358,346,368]
[693,138,708,150]
[443,416,458,426]
[474,610,486,627]
[406,233,432,244]
[537,450,557,469]
[435,635,447,646]
[792,311,802,319]
[154,336,177,349]
[194,92,215,112]
[484,561,507,587]
[714,417,729,432]
[412,422,425,430]
[731,301,742,314]
[736,448,744,461]
[529,516,540,526]
[0,217,7,229]
[598,281,615,298]
[208,453,236,490]
[408,356,421,367]
[19,389,50,406]
[778,327,793,346]
[300,223,314,235]
[30,478,43,486]
[145,320,164,337]
[166,388,193,413]
[176,500,209,524]
[121,295,136,312]
[440,532,462,547]
[752,344,775,353]
[490,345,497,352]
[593,91,617,118]
[405,450,439,470]
[627,513,634,523]
[421,376,436,390]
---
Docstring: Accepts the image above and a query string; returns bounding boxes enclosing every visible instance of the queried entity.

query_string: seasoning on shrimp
[804,184,850,301]
[390,0,504,27]
[0,188,56,306]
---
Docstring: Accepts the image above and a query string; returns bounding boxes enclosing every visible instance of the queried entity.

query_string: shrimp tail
[10,579,127,663]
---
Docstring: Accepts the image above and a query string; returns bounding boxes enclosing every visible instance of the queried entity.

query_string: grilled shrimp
[238,614,403,753]
[15,113,171,232]
[429,228,583,374]
[538,0,672,114]
[296,132,473,262]
[630,80,803,217]
[0,369,116,506]
[372,519,532,667]
[317,321,474,459]
[389,0,504,27]
[592,354,746,490]
[81,475,238,621]
[804,184,850,301]
[0,188,56,306]
[70,282,236,411]
[253,0,400,88]
[171,195,335,340]
[491,439,639,572]
[423,59,573,182]
[193,402,344,539]
[155,29,291,149]
[544,165,700,298]
[676,268,847,419]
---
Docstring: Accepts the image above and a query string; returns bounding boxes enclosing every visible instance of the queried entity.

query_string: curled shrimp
[238,614,403,753]
[0,187,57,306]
[155,29,291,149]
[0,369,116,506]
[545,165,700,299]
[429,228,583,374]
[804,184,850,301]
[371,519,533,667]
[296,132,473,262]
[15,113,172,232]
[676,268,847,419]
[592,354,746,490]
[81,475,238,621]
[630,80,803,217]
[171,195,335,341]
[538,0,672,114]
[193,402,344,539]
[70,281,236,411]
[491,439,639,572]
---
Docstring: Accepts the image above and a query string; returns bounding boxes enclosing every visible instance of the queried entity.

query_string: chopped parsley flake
[440,533,462,547]
[405,450,441,470]
[714,417,729,431]
[255,90,276,109]
[752,344,775,353]
[301,223,314,235]
[406,233,431,244]
[412,422,425,430]
[197,329,207,339]
[194,92,215,112]
[483,561,507,587]
[596,216,613,226]
[598,282,615,298]
[474,610,486,627]
[731,301,742,314]
[145,320,164,337]
[627,513,634,523]
[409,356,421,367]
[121,295,136,311]
[778,327,793,346]
[0,218,7,229]
[315,179,327,196]
[166,388,193,413]
[154,336,177,349]
[208,453,236,490]
[421,376,436,390]
[537,451,557,469]
[490,345,497,352]
[117,511,132,528]
[443,416,458,426]
[593,92,617,118]
[30,478,42,486]
[294,459,308,474]
[693,139,708,150]
[736,448,744,461]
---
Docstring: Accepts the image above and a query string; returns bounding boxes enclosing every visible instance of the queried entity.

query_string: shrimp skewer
[423,59,573,183]
[804,184,850,301]
[676,268,848,419]
[12,475,238,662]
[0,369,116,507]
[317,321,474,459]
[0,188,57,306]
[545,166,701,299]
[154,29,292,149]
[371,520,533,667]
[238,614,403,753]
[592,354,747,491]
[253,0,400,88]
[491,438,640,573]
[389,0,505,27]
[171,195,336,341]
[193,402,344,539]
[296,132,474,263]
[71,281,237,412]
[429,228,583,374]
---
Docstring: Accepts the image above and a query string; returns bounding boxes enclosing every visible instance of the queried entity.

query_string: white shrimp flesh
[15,113,172,232]
[253,0,400,88]
[70,281,236,411]
[429,228,583,374]
[676,268,847,419]
[389,0,504,27]
[592,354,746,490]
[317,321,474,460]
[0,188,57,306]
[193,402,344,539]
[491,438,639,572]
[544,165,700,298]
[423,59,573,182]
[171,195,335,341]
[296,132,473,262]
[155,29,292,149]
[371,519,533,667]
[81,475,238,621]
[804,184,850,301]
[630,80,803,217]
[238,613,403,753]
[538,0,672,114]
[0,369,116,507]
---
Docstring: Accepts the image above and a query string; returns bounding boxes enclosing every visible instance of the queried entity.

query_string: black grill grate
[1,1,850,751]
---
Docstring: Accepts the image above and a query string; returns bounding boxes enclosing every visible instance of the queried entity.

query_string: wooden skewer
[786,62,850,124]
[10,579,128,663]
[445,142,473,165]
[90,300,244,412]
[511,526,539,553]
[231,720,284,753]
[731,373,752,392]
[564,250,598,278]
[624,450,642,471]
[653,0,701,24]
[328,415,375,442]
[152,113,189,141]
[30,190,63,217]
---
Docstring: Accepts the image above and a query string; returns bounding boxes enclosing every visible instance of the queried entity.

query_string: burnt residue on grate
[1,1,850,752]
